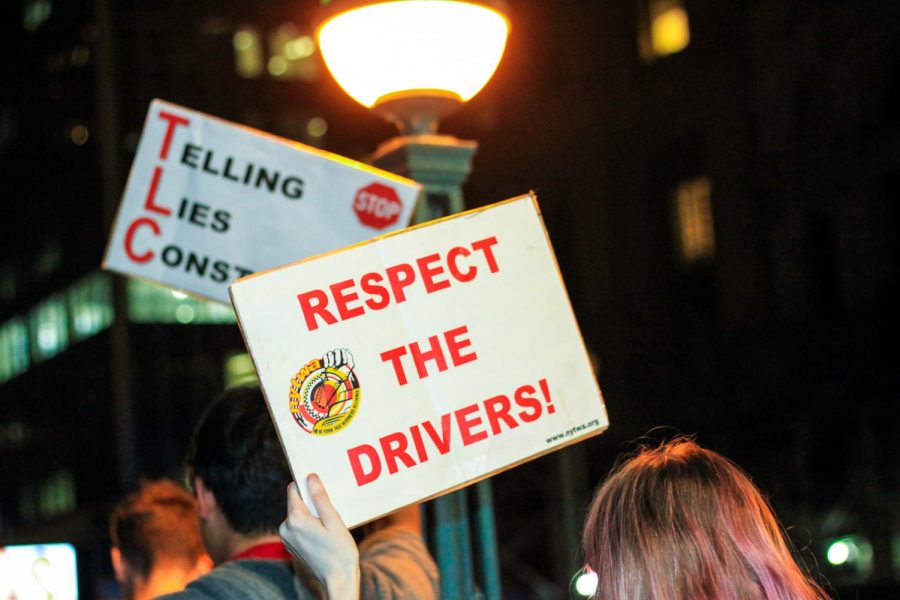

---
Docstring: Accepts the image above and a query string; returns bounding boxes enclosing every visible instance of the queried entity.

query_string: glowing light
[69,124,89,146]
[234,28,264,78]
[24,0,52,32]
[233,30,254,51]
[317,0,509,108]
[70,45,90,67]
[307,117,328,138]
[171,290,187,299]
[174,304,195,324]
[827,540,851,565]
[651,5,690,56]
[268,56,288,77]
[37,322,59,351]
[225,352,258,387]
[674,176,715,263]
[74,312,94,335]
[285,36,315,60]
[574,570,598,597]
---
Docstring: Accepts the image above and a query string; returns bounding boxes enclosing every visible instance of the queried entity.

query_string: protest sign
[103,99,421,303]
[230,193,608,526]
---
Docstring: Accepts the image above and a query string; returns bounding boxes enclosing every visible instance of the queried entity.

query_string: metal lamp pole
[371,115,499,600]
[314,2,510,596]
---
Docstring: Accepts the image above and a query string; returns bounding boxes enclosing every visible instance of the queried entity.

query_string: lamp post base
[370,134,478,223]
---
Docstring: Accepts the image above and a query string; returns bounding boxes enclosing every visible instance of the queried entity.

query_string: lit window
[0,317,29,383]
[268,23,319,81]
[67,272,114,341]
[224,352,258,388]
[127,280,235,324]
[0,421,29,449]
[23,0,52,32]
[29,295,68,362]
[234,27,264,78]
[39,471,76,518]
[35,241,63,277]
[0,267,15,302]
[673,176,715,263]
[639,0,690,62]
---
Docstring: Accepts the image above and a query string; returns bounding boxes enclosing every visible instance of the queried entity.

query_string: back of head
[110,479,206,582]
[187,384,291,536]
[582,437,827,600]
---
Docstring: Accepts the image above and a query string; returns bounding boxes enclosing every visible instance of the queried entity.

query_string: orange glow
[317,1,509,108]
[651,5,690,56]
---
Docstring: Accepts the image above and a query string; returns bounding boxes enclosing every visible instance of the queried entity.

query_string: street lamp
[316,2,510,598]
[317,0,509,221]
[317,0,509,134]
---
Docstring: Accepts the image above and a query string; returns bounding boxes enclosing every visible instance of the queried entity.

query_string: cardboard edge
[227,285,313,510]
[526,192,608,414]
[100,101,164,273]
[102,265,232,307]
[228,193,537,291]
[149,99,421,189]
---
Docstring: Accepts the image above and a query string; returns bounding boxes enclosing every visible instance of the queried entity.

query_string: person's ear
[110,546,129,583]
[193,476,217,520]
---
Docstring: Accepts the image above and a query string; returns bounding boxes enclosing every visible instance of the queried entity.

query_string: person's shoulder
[359,526,440,600]
[359,525,428,557]
[157,560,298,600]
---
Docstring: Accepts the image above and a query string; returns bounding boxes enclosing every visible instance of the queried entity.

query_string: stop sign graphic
[353,183,404,229]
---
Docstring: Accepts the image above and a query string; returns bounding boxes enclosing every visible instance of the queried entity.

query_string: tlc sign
[103,99,421,303]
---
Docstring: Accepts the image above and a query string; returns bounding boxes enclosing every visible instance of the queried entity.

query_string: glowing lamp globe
[316,0,510,133]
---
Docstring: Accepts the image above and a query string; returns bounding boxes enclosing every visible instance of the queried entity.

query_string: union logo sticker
[289,348,361,436]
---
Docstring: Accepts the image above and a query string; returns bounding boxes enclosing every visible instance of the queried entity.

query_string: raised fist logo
[289,348,361,436]
[324,348,354,370]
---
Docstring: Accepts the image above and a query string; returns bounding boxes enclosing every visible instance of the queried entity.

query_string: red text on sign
[296,236,500,331]
[347,377,556,486]
[122,109,191,263]
[157,111,191,160]
[380,325,478,386]
[124,217,161,263]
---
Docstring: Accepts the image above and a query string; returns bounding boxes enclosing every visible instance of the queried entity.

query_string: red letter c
[124,217,161,263]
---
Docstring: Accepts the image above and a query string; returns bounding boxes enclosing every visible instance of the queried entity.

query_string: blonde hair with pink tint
[582,438,828,599]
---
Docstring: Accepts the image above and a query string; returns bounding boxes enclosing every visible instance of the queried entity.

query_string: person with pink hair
[280,436,829,599]
[581,437,829,599]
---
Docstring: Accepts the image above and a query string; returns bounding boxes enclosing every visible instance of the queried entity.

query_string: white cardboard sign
[103,99,421,303]
[230,194,608,527]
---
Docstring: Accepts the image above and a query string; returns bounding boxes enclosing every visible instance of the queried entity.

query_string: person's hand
[280,475,360,600]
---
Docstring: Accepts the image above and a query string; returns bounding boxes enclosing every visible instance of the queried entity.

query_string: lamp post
[316,2,509,597]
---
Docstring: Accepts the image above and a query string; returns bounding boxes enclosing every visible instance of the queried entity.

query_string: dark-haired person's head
[582,437,828,600]
[109,479,211,600]
[187,384,292,564]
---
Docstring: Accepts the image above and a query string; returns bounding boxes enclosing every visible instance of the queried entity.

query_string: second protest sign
[103,99,421,303]
[230,193,608,526]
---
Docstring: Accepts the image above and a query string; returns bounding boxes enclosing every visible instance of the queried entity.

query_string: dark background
[1,0,898,597]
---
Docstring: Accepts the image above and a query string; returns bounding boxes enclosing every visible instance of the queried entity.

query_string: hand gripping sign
[229,194,608,527]
[103,99,421,303]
